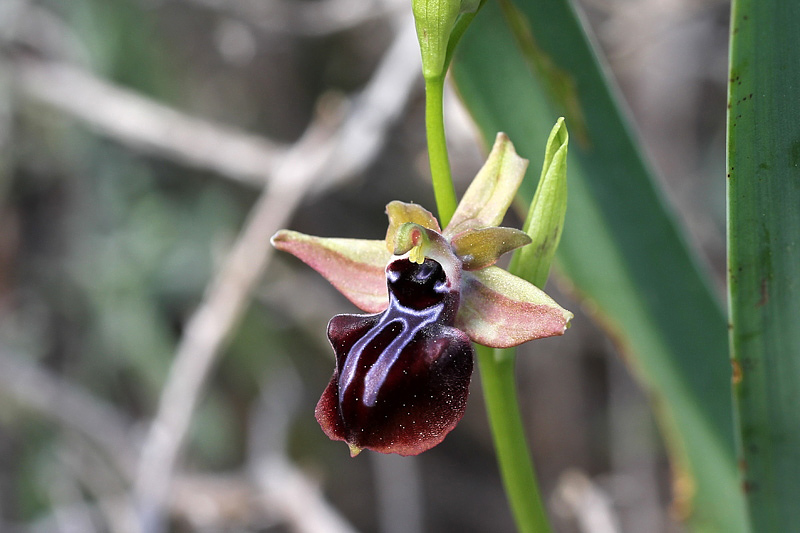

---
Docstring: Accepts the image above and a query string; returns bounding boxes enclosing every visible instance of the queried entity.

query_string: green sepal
[451,226,531,270]
[508,118,568,289]
[456,266,572,348]
[445,132,529,237]
[270,230,390,313]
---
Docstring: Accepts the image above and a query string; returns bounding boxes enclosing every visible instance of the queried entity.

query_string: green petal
[445,132,529,237]
[456,267,572,348]
[385,201,441,253]
[271,230,390,313]
[508,118,568,289]
[450,226,531,270]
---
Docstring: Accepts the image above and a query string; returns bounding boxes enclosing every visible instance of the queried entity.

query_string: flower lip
[317,256,474,456]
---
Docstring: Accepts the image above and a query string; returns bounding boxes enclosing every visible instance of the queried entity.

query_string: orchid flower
[271,133,572,456]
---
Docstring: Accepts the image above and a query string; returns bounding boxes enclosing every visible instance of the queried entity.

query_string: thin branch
[253,457,360,533]
[28,469,350,533]
[12,58,280,188]
[247,367,359,533]
[174,0,405,37]
[45,460,99,533]
[553,470,621,533]
[312,19,421,192]
[370,453,423,533]
[0,347,357,532]
[0,349,136,477]
[58,443,143,533]
[0,0,91,63]
[132,112,338,533]
[246,364,304,462]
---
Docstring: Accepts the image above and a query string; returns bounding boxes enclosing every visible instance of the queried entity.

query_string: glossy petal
[456,267,573,348]
[450,226,532,270]
[316,316,473,456]
[271,230,390,313]
[316,258,473,456]
[445,132,529,237]
[385,201,441,253]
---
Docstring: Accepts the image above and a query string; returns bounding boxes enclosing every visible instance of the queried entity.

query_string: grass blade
[727,1,800,529]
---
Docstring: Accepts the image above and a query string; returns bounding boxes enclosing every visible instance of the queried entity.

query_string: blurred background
[0,0,730,531]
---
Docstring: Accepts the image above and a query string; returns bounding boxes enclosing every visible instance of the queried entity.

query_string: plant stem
[422,21,550,528]
[477,345,552,533]
[424,74,458,227]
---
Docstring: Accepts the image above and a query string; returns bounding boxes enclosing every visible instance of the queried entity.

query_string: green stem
[421,11,549,528]
[477,345,552,533]
[424,74,458,227]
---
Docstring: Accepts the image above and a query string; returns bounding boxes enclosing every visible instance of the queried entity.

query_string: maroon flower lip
[316,258,474,456]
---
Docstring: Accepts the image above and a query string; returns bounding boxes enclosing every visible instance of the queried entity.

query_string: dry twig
[0,346,356,532]
[175,0,405,37]
[0,350,136,477]
[553,470,621,533]
[13,59,279,189]
[245,366,358,533]
[5,4,421,529]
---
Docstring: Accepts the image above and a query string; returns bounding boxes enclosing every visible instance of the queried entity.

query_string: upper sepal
[445,132,529,237]
[271,230,390,313]
[456,267,573,348]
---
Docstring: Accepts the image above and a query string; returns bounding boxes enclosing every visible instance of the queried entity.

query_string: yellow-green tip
[348,443,363,457]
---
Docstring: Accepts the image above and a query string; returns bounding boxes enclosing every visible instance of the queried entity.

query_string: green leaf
[727,1,800,530]
[451,1,747,530]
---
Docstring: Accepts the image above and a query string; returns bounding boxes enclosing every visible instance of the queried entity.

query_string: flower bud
[412,0,462,78]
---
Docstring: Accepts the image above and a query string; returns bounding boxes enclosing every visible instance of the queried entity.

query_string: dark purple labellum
[315,258,474,456]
